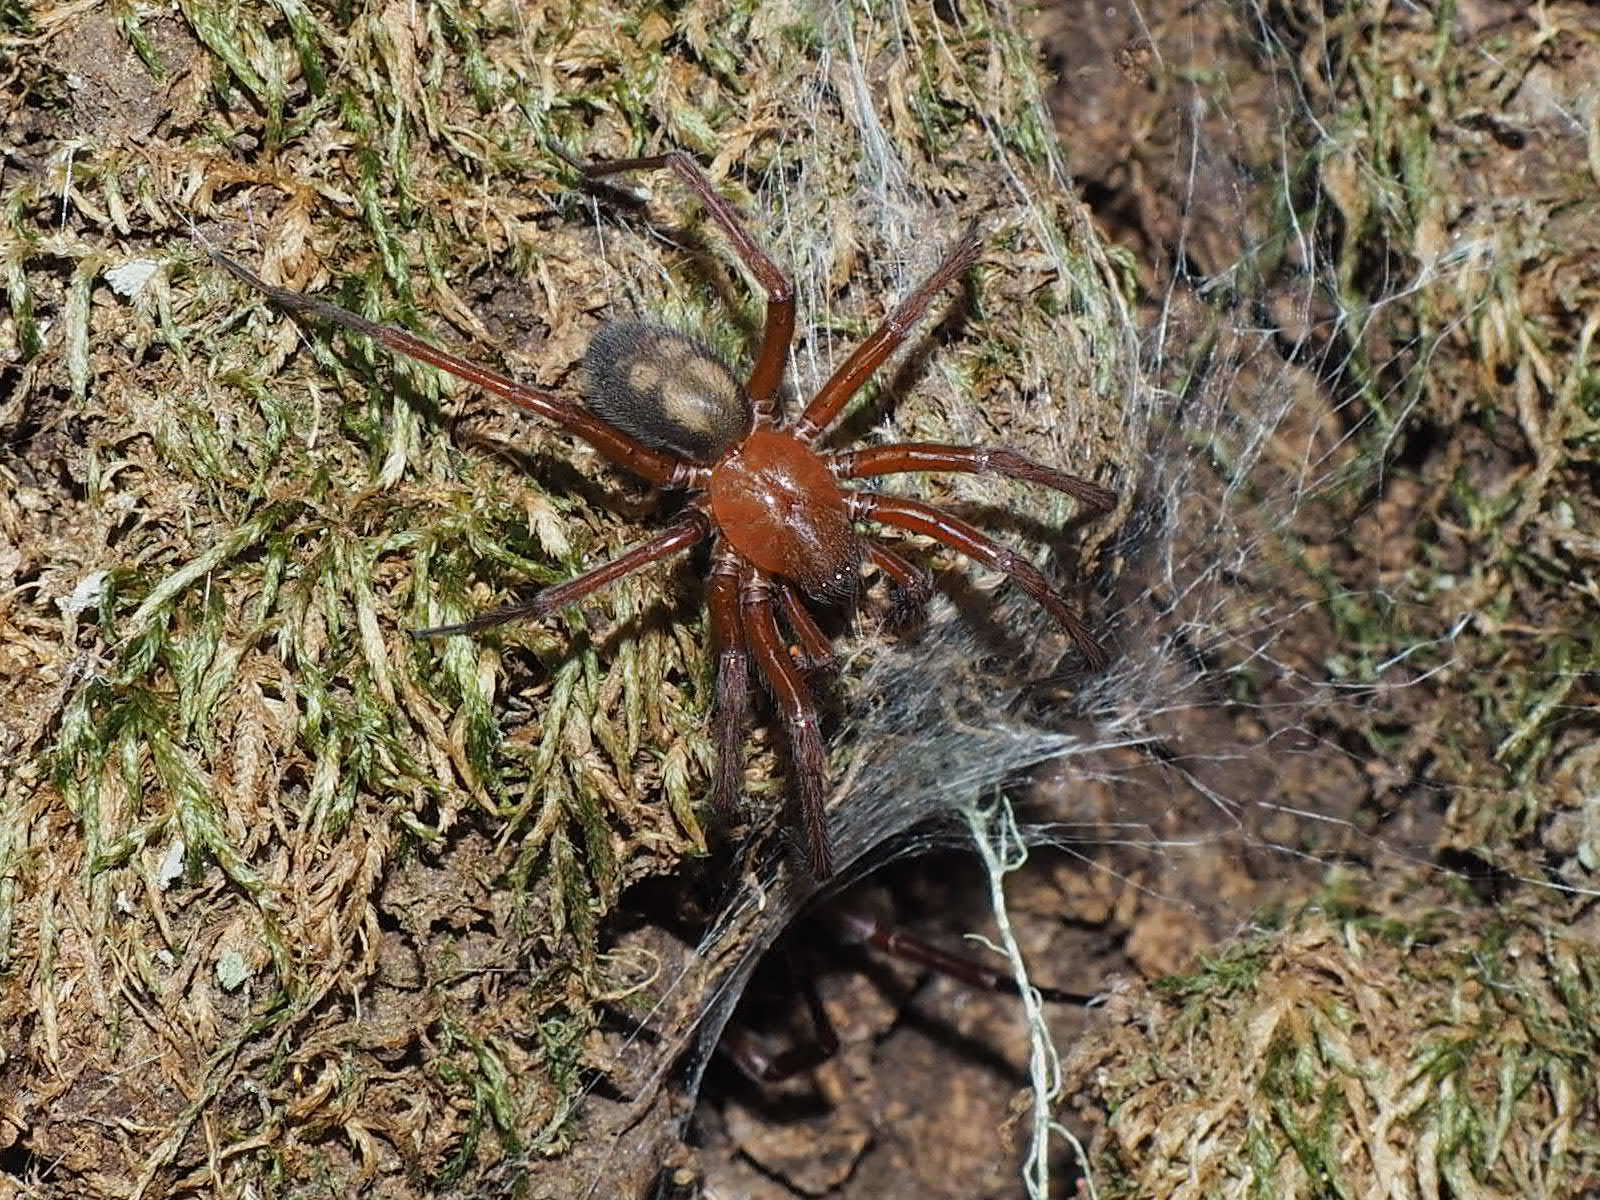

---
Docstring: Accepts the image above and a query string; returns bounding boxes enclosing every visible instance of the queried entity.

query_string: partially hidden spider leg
[850,492,1109,670]
[707,547,752,828]
[831,443,1118,512]
[829,906,1097,1006]
[582,151,795,419]
[210,251,706,491]
[742,571,834,878]
[863,542,934,625]
[778,584,838,674]
[413,511,711,637]
[792,226,983,444]
[720,957,841,1084]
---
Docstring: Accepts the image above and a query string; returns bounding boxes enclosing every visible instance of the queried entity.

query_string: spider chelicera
[212,150,1115,879]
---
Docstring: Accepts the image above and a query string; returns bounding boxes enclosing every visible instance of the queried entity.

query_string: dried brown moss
[1068,900,1600,1198]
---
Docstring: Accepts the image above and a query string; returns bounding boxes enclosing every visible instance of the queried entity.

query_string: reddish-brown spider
[212,150,1114,879]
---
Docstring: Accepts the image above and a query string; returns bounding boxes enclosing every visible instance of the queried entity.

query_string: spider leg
[210,251,705,491]
[849,492,1108,669]
[720,956,840,1083]
[413,511,709,637]
[863,542,933,624]
[793,227,982,444]
[829,906,1097,1006]
[742,572,834,878]
[582,150,795,418]
[707,549,751,827]
[777,584,838,674]
[831,443,1117,512]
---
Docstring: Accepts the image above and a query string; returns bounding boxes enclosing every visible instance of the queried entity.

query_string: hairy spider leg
[862,542,934,623]
[707,549,752,826]
[583,151,795,421]
[209,251,705,491]
[849,493,1108,669]
[831,443,1118,512]
[792,227,983,444]
[741,572,834,878]
[835,441,1115,642]
[412,511,710,637]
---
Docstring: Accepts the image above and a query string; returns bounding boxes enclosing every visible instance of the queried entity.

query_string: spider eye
[583,321,753,464]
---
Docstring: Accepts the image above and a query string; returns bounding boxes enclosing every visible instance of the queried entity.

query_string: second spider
[214,150,1116,879]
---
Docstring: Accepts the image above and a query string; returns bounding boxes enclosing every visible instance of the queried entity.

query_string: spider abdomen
[581,321,753,464]
[709,430,862,601]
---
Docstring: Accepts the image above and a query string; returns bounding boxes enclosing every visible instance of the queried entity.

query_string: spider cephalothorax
[213,150,1115,879]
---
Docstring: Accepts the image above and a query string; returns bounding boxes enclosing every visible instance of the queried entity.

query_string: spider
[211,150,1115,879]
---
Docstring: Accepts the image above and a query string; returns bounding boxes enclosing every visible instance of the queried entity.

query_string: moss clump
[1068,902,1600,1198]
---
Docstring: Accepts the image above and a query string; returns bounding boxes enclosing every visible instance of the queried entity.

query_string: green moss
[1078,904,1600,1197]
